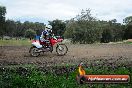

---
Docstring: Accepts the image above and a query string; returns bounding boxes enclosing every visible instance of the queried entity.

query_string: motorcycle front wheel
[56,44,68,55]
[29,47,40,57]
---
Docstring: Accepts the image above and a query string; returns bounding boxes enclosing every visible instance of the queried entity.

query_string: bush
[25,29,36,39]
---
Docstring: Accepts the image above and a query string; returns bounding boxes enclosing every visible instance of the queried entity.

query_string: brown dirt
[0,44,132,66]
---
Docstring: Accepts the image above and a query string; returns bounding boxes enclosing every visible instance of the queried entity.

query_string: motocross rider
[40,25,52,44]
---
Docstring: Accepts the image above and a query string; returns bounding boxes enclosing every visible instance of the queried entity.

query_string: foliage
[25,29,36,39]
[65,9,102,44]
[0,63,132,88]
[0,6,45,38]
[4,21,45,37]
[5,20,17,37]
[0,6,6,37]
[64,9,126,44]
[123,16,132,25]
[0,6,132,44]
[124,25,132,39]
[123,16,132,39]
[49,19,66,36]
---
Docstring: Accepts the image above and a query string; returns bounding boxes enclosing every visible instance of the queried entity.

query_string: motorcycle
[29,35,68,57]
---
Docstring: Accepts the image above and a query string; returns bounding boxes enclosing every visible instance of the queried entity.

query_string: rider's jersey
[40,30,49,42]
[42,30,49,36]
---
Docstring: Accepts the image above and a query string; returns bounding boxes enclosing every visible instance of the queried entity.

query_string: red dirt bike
[29,35,68,57]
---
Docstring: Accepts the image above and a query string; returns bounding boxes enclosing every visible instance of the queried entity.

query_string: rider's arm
[40,31,45,41]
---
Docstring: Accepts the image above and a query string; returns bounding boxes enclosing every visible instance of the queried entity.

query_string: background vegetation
[0,6,132,44]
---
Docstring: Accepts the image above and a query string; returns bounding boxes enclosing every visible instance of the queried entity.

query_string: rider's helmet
[45,25,53,34]
[45,25,52,30]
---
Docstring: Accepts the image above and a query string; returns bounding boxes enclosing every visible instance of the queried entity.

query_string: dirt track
[0,44,132,66]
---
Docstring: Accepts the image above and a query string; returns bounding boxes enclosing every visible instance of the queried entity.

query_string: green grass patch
[125,41,132,44]
[0,64,132,88]
[0,39,31,46]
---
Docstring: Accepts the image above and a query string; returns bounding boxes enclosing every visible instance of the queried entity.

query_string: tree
[15,21,25,37]
[5,20,16,37]
[23,21,45,35]
[49,19,66,36]
[124,25,132,39]
[64,19,77,39]
[101,28,113,43]
[111,19,117,23]
[123,16,132,25]
[25,29,36,39]
[64,9,102,44]
[0,6,6,37]
[123,16,132,39]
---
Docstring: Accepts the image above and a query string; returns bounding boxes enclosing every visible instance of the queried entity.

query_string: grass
[0,39,132,46]
[0,39,31,46]
[124,41,132,44]
[0,38,71,46]
[123,39,132,44]
[0,64,132,88]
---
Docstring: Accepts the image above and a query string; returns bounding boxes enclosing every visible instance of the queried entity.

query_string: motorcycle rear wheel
[29,47,40,57]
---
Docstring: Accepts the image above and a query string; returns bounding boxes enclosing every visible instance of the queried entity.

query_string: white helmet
[45,25,52,30]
